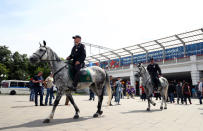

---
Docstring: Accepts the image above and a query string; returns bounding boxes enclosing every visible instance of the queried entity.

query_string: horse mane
[47,47,61,61]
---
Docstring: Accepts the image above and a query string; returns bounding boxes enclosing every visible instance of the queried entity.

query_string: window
[18,82,25,87]
[1,82,9,88]
[10,82,17,87]
[25,82,30,88]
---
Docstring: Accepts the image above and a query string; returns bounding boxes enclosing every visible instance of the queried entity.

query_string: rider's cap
[150,57,154,61]
[72,35,81,39]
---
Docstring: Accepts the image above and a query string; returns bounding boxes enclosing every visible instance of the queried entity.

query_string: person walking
[109,76,114,106]
[168,81,175,103]
[182,83,192,105]
[140,85,146,101]
[33,71,44,106]
[176,82,184,104]
[115,77,122,105]
[44,73,54,106]
[29,78,35,101]
[197,81,203,104]
[89,89,95,101]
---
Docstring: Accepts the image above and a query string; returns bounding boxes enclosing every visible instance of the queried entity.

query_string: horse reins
[33,46,67,79]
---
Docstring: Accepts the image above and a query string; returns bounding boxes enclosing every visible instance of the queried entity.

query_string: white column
[190,55,200,85]
[191,70,200,85]
[130,64,135,88]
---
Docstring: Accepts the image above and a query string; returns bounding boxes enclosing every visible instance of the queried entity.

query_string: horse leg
[160,89,164,110]
[93,86,105,118]
[164,96,167,109]
[150,97,156,106]
[147,96,151,111]
[160,96,164,110]
[43,89,63,123]
[67,93,80,119]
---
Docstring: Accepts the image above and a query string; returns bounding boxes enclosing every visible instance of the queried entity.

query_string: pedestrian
[120,86,124,99]
[126,86,135,99]
[44,73,54,106]
[197,81,203,104]
[89,89,95,101]
[32,71,44,106]
[168,81,175,103]
[140,85,146,101]
[182,82,192,105]
[115,77,122,105]
[109,76,114,106]
[191,86,197,98]
[29,78,35,101]
[176,82,184,104]
[65,94,70,105]
[154,90,161,100]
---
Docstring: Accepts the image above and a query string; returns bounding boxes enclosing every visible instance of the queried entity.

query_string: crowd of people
[106,75,203,106]
[167,80,203,105]
[29,72,203,107]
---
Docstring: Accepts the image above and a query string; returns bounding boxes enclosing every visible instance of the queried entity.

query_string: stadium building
[85,28,203,94]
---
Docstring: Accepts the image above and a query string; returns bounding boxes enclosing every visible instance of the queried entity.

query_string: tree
[0,63,9,81]
[0,45,51,81]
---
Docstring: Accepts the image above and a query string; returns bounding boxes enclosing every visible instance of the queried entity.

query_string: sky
[0,0,203,58]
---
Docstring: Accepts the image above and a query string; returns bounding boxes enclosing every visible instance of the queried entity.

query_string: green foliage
[0,63,9,80]
[0,45,51,81]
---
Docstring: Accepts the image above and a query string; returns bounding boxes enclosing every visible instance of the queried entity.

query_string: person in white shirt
[44,73,54,106]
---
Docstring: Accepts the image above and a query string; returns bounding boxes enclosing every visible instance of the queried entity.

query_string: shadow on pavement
[121,109,163,114]
[15,101,29,102]
[11,105,35,108]
[0,116,93,130]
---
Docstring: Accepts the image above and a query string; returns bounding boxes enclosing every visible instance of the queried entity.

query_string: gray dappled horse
[134,63,169,111]
[29,41,112,123]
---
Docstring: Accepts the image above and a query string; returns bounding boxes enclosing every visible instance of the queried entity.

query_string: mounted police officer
[147,58,162,91]
[66,35,86,91]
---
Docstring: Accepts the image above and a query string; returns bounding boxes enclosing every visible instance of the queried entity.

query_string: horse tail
[105,71,112,106]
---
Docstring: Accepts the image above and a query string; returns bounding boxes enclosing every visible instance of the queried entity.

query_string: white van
[0,80,30,95]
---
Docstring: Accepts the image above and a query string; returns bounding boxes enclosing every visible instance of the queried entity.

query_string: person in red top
[140,86,146,101]
[182,82,192,105]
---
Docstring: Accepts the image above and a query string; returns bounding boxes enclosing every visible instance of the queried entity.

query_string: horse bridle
[135,65,143,77]
[33,46,61,62]
[33,46,66,79]
[136,65,151,86]
[33,46,48,60]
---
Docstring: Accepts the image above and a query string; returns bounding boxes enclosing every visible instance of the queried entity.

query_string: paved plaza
[0,95,203,131]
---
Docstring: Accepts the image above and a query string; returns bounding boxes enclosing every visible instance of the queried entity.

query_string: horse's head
[29,40,49,63]
[134,63,146,78]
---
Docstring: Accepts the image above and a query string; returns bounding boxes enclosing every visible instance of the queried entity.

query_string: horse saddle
[68,64,92,82]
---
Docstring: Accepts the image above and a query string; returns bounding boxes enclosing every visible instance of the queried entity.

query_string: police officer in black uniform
[147,58,162,90]
[66,35,86,91]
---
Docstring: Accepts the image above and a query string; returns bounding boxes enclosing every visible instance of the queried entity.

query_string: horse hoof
[146,108,150,111]
[160,107,163,110]
[43,119,50,123]
[164,107,167,110]
[93,113,99,118]
[153,103,156,106]
[99,111,103,115]
[73,114,79,119]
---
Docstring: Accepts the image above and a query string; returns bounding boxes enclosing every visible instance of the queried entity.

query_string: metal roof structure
[85,28,203,63]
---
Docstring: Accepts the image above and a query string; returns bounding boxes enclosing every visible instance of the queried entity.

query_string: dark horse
[30,41,112,123]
